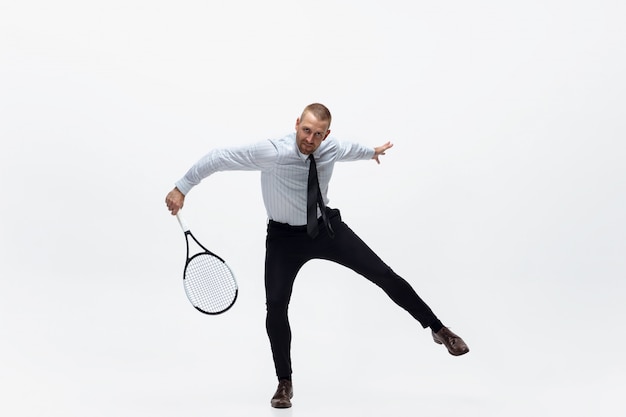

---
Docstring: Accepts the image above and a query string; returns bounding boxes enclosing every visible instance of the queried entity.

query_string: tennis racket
[175,212,238,315]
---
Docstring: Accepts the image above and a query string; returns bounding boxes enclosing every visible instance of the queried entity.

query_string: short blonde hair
[301,103,332,128]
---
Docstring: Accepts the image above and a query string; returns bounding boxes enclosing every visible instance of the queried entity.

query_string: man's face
[295,111,331,155]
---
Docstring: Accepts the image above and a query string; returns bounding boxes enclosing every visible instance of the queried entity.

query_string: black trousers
[264,208,441,379]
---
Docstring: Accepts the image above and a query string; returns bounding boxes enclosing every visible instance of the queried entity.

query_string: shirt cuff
[174,178,194,196]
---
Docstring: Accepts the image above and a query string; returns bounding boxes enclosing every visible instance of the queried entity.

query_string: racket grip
[176,212,190,232]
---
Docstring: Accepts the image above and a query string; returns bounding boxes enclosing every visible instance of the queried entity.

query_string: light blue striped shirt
[175,133,375,225]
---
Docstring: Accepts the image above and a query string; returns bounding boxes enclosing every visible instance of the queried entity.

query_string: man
[165,103,469,409]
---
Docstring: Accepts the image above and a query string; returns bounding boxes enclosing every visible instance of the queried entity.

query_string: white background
[1,1,625,416]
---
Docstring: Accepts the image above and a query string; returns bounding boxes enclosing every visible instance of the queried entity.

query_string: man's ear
[323,129,331,140]
[295,118,301,130]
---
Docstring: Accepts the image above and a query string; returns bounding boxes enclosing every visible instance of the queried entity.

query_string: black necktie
[307,154,334,239]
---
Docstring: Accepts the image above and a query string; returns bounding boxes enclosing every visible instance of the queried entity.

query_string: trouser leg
[318,215,441,329]
[264,230,308,379]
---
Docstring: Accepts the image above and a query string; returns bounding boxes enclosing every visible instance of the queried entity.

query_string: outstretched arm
[373,141,393,164]
[165,187,185,215]
[165,139,279,215]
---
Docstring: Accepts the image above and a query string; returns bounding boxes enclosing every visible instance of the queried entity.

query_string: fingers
[373,141,393,164]
[165,199,181,215]
[165,188,184,215]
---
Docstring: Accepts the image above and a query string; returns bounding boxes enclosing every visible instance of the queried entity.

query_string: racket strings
[184,254,237,314]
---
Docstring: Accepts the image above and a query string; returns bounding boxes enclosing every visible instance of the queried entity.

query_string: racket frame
[176,212,238,315]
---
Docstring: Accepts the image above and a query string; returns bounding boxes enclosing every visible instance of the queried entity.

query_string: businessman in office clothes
[165,103,469,409]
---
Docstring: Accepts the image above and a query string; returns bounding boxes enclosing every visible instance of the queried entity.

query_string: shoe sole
[271,400,292,408]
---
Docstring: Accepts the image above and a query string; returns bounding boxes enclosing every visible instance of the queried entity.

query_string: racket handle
[176,212,190,232]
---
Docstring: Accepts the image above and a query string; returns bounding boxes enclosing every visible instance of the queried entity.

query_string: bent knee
[266,298,290,313]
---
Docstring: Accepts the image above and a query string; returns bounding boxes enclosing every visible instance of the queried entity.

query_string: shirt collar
[297,149,310,163]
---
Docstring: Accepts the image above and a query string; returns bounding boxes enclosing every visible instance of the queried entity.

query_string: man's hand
[165,187,185,215]
[373,141,393,164]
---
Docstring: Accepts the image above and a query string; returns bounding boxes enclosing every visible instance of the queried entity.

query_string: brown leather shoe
[432,327,469,356]
[270,379,293,408]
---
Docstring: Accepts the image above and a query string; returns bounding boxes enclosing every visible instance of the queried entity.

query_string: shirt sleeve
[334,139,375,162]
[175,140,278,195]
